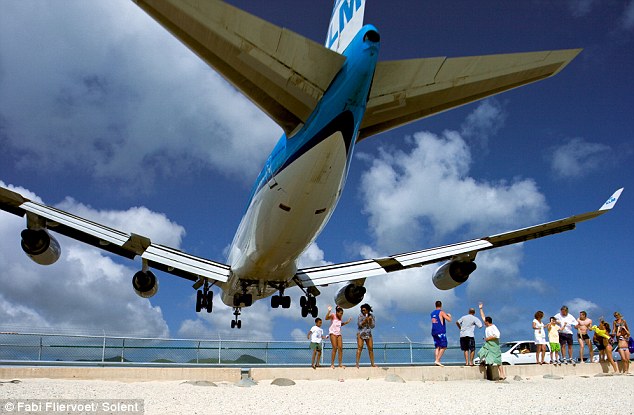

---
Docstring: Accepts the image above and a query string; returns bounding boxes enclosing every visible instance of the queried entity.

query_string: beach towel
[477,339,502,365]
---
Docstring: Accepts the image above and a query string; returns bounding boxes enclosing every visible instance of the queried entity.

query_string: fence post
[405,336,413,364]
[265,342,269,364]
[38,336,43,361]
[218,335,221,364]
[121,338,125,363]
[102,331,106,363]
[196,341,200,364]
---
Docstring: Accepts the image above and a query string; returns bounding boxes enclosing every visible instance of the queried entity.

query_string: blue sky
[0,0,632,345]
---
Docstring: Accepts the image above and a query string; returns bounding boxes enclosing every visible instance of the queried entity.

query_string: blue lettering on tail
[328,0,363,50]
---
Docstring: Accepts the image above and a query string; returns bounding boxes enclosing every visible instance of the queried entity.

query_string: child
[307,317,328,369]
[547,316,564,365]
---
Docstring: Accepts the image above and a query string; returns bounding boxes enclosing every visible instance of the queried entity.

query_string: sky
[0,0,632,346]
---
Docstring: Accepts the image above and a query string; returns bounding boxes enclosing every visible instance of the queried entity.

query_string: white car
[474,340,551,365]
[474,340,623,365]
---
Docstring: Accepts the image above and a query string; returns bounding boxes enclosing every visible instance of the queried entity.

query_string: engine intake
[432,260,477,290]
[132,270,159,298]
[21,229,61,265]
[334,283,366,309]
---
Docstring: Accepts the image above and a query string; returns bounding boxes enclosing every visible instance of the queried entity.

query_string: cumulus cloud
[460,99,506,149]
[358,129,547,252]
[0,183,170,336]
[0,0,279,190]
[549,138,612,179]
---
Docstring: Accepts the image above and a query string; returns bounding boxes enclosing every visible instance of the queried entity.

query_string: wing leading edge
[0,186,230,284]
[295,188,624,287]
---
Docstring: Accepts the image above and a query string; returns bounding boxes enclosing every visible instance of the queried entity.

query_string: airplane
[0,0,624,329]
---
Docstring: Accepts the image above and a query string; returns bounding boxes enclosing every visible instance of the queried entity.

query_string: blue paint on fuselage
[245,25,380,210]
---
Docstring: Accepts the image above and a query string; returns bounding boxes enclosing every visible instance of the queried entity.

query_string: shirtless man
[576,311,593,363]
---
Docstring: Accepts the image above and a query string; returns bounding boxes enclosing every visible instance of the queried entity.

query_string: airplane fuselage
[222,26,381,307]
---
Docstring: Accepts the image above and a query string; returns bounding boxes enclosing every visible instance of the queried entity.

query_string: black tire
[231,320,236,329]
[311,306,319,318]
[243,294,253,307]
[308,296,316,307]
[205,292,213,313]
[300,296,307,307]
[282,296,291,309]
[301,306,309,318]
[196,290,203,313]
[237,320,242,329]
[271,295,280,308]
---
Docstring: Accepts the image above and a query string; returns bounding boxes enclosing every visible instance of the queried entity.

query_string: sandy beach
[1,373,633,415]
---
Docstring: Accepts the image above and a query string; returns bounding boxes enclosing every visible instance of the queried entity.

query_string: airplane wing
[132,0,346,135]
[295,188,623,287]
[359,49,582,140]
[0,186,230,284]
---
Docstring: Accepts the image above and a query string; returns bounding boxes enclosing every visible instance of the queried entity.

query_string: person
[547,316,563,365]
[554,305,578,364]
[477,302,505,380]
[616,326,631,374]
[592,321,610,363]
[456,307,482,366]
[612,312,629,341]
[575,310,593,363]
[307,317,328,369]
[326,305,352,368]
[430,300,452,367]
[599,320,618,373]
[532,311,547,365]
[355,303,376,368]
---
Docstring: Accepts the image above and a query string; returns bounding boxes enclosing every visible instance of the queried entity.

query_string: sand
[1,374,633,415]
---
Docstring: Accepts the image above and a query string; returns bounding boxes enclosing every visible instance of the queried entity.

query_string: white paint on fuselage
[222,131,348,306]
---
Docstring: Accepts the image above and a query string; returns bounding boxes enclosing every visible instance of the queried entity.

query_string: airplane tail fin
[326,0,367,54]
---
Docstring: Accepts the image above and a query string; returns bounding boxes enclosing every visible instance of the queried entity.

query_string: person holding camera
[355,303,376,368]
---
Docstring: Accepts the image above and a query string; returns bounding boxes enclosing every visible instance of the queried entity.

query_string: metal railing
[0,331,469,366]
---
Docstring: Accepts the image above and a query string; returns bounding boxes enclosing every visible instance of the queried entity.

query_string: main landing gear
[300,295,319,318]
[195,279,213,313]
[231,307,242,329]
[270,285,291,309]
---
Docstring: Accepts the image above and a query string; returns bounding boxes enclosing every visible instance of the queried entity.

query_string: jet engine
[132,270,159,298]
[20,229,61,265]
[334,283,367,309]
[432,260,477,290]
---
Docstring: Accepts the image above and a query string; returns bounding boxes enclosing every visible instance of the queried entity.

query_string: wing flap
[359,49,581,140]
[133,0,346,134]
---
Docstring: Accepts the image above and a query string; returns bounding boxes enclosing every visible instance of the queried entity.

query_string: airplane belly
[230,131,348,283]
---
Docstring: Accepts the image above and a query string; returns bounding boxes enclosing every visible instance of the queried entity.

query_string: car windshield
[500,342,517,353]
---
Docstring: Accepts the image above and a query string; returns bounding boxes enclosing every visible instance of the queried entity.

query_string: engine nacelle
[432,260,477,290]
[334,283,367,309]
[20,229,61,265]
[132,270,159,298]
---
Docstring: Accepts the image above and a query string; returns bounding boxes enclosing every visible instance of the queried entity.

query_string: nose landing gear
[231,307,242,329]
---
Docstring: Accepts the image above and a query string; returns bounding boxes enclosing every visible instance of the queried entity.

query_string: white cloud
[358,129,547,252]
[567,0,597,17]
[460,99,506,149]
[622,0,634,30]
[0,184,171,337]
[549,137,612,179]
[0,0,280,190]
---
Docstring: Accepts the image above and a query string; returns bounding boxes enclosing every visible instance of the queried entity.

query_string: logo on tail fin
[326,0,366,54]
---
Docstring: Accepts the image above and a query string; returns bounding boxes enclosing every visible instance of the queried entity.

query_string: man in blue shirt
[431,300,452,366]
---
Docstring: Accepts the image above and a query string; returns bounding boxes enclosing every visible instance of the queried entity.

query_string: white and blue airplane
[0,0,623,328]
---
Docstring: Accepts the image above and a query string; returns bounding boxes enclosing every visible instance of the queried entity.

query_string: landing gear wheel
[311,306,319,318]
[205,291,213,313]
[231,307,242,329]
[271,295,280,308]
[300,296,307,307]
[281,295,291,309]
[196,290,204,313]
[301,306,309,318]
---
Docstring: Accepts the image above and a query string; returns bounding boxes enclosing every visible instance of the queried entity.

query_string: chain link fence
[0,331,469,366]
